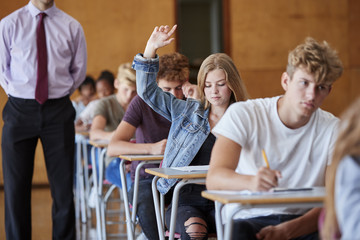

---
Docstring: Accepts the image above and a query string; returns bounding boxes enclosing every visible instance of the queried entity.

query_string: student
[132,25,249,239]
[321,98,360,240]
[0,0,87,239]
[75,70,115,131]
[89,62,137,191]
[206,37,343,239]
[72,75,96,122]
[90,63,137,142]
[107,52,190,240]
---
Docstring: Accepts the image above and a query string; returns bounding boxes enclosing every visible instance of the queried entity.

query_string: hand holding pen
[251,150,282,192]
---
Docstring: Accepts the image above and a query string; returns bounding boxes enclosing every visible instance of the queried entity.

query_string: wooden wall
[0,0,359,185]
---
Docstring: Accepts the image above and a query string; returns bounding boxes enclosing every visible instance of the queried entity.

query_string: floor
[0,185,129,240]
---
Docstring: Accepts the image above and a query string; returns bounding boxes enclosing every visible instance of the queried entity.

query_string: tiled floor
[0,185,129,240]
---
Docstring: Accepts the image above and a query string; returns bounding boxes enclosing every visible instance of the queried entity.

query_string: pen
[262,149,270,168]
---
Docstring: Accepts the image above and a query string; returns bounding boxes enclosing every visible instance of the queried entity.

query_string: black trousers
[2,96,76,240]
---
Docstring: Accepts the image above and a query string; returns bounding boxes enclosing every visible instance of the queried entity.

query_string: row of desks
[80,138,326,240]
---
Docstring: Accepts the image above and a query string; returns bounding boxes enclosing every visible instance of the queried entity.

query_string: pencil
[262,149,270,168]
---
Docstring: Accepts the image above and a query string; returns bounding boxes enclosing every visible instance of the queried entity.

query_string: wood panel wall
[0,0,359,185]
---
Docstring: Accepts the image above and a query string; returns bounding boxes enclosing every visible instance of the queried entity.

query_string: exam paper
[171,165,209,172]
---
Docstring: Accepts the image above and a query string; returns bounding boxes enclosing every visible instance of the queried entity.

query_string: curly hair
[287,37,343,85]
[157,52,189,84]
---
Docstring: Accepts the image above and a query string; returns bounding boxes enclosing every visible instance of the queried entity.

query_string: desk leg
[224,207,243,240]
[75,136,87,223]
[99,148,108,240]
[169,178,206,240]
[119,160,134,240]
[132,160,162,226]
[214,201,224,240]
[81,138,91,219]
[91,146,102,240]
[131,161,144,225]
[152,176,165,240]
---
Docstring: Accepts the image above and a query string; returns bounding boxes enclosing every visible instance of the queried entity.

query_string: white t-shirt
[212,96,339,219]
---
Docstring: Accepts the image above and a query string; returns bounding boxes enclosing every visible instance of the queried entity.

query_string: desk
[89,139,109,240]
[118,154,163,240]
[74,131,90,224]
[201,187,325,240]
[145,166,208,240]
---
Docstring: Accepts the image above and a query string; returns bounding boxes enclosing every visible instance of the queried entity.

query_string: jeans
[232,214,319,240]
[105,158,132,191]
[128,178,172,240]
[165,184,216,240]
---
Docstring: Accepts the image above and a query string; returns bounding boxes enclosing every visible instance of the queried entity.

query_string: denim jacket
[132,54,211,194]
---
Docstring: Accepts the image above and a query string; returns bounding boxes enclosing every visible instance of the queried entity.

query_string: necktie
[35,12,48,104]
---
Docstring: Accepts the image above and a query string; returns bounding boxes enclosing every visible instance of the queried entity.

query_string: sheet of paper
[122,154,163,158]
[171,165,209,172]
[206,190,273,195]
[270,187,313,192]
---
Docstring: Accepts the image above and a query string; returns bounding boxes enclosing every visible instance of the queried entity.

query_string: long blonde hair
[197,53,249,109]
[322,97,360,239]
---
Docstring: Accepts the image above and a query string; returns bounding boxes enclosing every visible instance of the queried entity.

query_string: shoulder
[127,95,145,113]
[227,97,276,117]
[1,5,28,27]
[51,6,81,26]
[312,108,339,133]
[96,95,115,107]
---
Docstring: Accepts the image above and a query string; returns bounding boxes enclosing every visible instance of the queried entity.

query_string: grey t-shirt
[93,94,125,132]
[93,94,125,165]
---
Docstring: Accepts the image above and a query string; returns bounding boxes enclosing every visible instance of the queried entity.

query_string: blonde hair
[322,97,360,239]
[158,52,189,84]
[117,62,136,86]
[287,37,343,85]
[197,53,249,109]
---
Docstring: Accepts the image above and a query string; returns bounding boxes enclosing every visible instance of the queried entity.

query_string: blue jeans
[232,214,319,240]
[105,158,132,191]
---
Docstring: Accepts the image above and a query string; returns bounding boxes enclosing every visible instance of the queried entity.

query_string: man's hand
[149,139,167,155]
[144,25,177,58]
[251,166,282,192]
[256,224,289,240]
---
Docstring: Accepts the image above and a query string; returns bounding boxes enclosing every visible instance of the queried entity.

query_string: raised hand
[144,25,177,59]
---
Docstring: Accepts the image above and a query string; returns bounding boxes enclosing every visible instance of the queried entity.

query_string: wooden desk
[117,154,163,240]
[145,166,208,240]
[76,130,89,137]
[201,187,325,240]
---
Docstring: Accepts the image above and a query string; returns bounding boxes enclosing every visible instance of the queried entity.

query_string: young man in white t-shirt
[206,37,343,240]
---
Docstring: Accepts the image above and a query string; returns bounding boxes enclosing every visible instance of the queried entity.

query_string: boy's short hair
[117,62,136,86]
[157,52,189,84]
[286,37,343,85]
